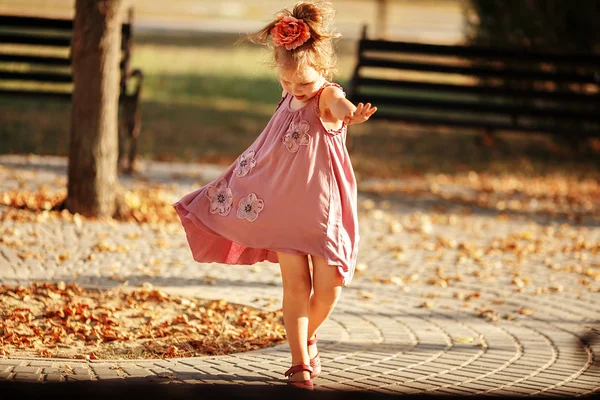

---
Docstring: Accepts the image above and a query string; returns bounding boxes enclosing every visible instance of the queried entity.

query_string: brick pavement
[0,154,599,396]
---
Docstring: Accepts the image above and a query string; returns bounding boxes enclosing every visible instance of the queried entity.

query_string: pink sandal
[284,364,314,390]
[308,335,321,379]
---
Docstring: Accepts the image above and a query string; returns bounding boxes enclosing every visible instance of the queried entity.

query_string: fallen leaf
[454,337,475,344]
[418,301,434,308]
[516,307,534,316]
[359,291,374,300]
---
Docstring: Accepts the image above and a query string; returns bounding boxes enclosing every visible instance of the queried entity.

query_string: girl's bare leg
[277,251,312,382]
[307,255,343,358]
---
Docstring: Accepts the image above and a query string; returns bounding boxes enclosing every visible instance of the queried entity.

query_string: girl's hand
[343,103,377,125]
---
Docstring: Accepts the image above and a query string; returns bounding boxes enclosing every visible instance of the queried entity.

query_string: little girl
[172,1,376,390]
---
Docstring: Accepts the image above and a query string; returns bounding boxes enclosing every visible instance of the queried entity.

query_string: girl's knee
[313,280,342,305]
[283,280,312,300]
[278,251,311,298]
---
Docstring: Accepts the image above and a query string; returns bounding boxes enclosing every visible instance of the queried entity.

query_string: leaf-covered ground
[0,282,285,360]
[0,155,598,359]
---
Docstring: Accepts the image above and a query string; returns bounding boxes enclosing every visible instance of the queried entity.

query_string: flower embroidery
[270,15,311,51]
[205,178,233,216]
[283,120,311,153]
[234,150,257,177]
[237,193,264,222]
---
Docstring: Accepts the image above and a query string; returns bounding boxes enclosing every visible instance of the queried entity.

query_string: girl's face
[277,64,326,103]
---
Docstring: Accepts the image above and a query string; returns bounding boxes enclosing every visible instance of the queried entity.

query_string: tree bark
[67,0,124,218]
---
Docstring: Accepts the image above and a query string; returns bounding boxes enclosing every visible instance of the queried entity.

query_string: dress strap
[314,82,345,113]
[275,92,289,112]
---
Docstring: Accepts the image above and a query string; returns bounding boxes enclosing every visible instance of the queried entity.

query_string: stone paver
[0,154,599,396]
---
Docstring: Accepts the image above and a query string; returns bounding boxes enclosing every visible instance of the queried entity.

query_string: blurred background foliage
[463,0,600,53]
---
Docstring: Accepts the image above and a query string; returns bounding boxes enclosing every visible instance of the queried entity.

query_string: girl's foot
[284,364,313,390]
[289,370,312,382]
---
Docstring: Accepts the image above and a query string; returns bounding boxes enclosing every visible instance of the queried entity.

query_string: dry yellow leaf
[454,337,475,344]
[55,252,70,263]
[516,307,534,316]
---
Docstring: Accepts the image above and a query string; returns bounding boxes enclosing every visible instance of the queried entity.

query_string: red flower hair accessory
[270,15,311,50]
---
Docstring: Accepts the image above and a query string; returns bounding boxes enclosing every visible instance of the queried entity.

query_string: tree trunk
[66,0,124,218]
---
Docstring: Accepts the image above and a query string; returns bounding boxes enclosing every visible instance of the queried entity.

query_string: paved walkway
[0,154,599,396]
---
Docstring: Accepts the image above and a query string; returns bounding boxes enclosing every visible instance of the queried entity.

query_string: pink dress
[172,83,359,286]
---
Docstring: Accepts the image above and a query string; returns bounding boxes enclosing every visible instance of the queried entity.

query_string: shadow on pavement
[1,380,594,400]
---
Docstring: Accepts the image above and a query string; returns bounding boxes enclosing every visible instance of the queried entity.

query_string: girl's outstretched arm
[321,86,377,125]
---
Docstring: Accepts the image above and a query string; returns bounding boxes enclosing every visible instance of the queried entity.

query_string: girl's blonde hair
[240,1,342,79]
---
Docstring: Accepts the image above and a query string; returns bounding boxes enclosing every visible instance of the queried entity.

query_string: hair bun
[293,2,323,24]
[289,1,338,44]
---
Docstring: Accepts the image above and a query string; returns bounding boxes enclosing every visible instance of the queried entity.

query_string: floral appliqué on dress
[234,150,257,177]
[283,120,311,153]
[237,193,264,222]
[205,178,233,216]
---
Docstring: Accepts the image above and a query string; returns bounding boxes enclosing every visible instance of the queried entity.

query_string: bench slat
[0,88,71,99]
[0,54,129,70]
[0,33,129,50]
[0,15,73,30]
[355,77,599,104]
[0,33,71,47]
[0,71,72,83]
[0,15,132,36]
[370,111,600,137]
[0,87,136,100]
[0,54,70,66]
[360,39,600,67]
[359,57,599,84]
[353,94,600,122]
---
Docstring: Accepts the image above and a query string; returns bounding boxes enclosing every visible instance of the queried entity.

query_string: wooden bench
[348,26,600,145]
[0,9,143,174]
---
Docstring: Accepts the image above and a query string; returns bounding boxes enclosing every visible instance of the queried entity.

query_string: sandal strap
[284,364,313,377]
[307,334,318,346]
